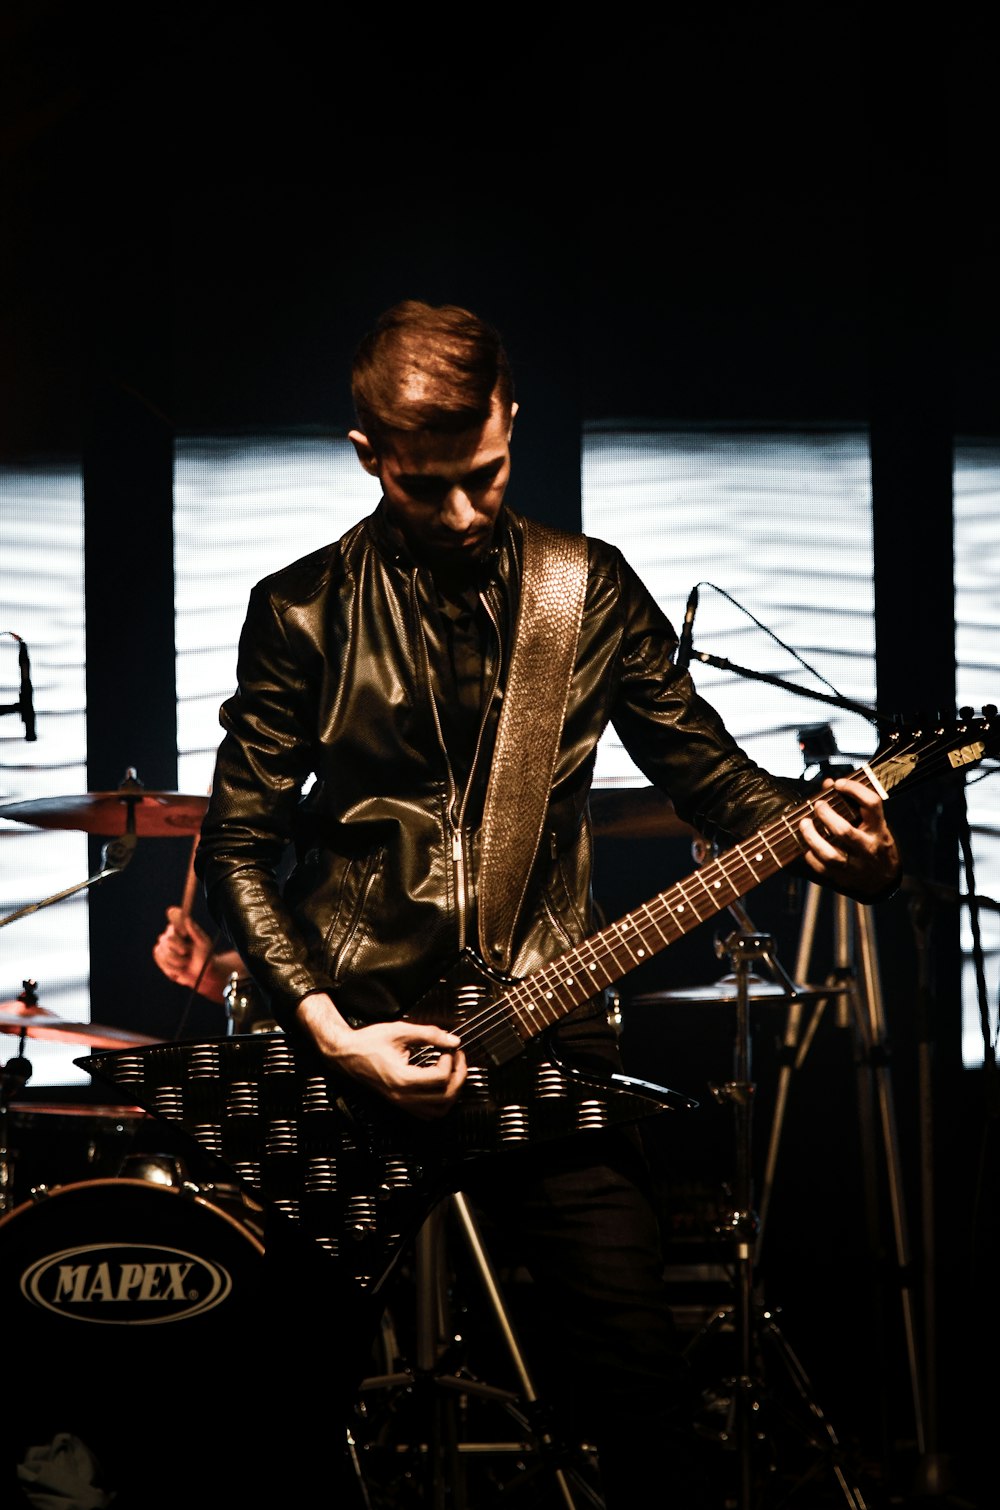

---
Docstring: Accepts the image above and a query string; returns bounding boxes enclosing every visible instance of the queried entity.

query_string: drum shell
[5,1099,237,1204]
[0,1176,267,1509]
[6,1101,154,1201]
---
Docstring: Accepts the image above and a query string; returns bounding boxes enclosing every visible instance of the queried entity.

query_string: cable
[693,581,851,703]
[172,925,225,1041]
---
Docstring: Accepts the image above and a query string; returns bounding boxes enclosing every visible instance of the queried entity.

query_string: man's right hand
[296,991,467,1119]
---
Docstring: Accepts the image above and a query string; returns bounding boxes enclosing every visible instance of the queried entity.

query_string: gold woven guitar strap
[477,516,588,972]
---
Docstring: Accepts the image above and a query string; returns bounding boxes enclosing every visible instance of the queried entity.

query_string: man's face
[349,394,516,571]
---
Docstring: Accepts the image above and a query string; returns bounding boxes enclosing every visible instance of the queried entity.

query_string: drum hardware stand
[756,880,928,1477]
[0,800,136,1174]
[686,926,868,1510]
[0,1017,33,1215]
[353,1190,602,1509]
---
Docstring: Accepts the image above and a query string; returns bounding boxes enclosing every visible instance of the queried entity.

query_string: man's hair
[351,300,514,441]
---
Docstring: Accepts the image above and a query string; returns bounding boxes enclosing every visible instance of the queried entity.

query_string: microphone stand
[687,646,888,725]
[0,827,138,931]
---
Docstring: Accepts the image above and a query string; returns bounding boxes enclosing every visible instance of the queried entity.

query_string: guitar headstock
[870,706,999,799]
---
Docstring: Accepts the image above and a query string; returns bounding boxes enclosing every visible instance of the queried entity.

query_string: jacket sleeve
[195,578,337,1022]
[603,549,898,904]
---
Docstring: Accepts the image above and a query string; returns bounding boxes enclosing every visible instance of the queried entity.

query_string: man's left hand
[799,776,901,900]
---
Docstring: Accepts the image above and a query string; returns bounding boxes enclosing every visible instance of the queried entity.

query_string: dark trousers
[461,1127,712,1509]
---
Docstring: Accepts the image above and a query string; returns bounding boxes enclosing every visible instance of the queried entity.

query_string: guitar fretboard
[466,779,868,1055]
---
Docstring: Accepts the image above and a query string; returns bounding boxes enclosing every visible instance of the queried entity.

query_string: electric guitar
[78,709,997,1296]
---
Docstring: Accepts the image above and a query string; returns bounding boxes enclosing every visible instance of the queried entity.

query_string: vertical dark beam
[863,26,986,1493]
[865,14,955,719]
[866,30,963,1069]
[485,275,582,535]
[869,204,955,717]
[77,66,231,1043]
[83,380,187,1034]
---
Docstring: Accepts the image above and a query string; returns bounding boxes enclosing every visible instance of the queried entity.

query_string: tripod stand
[351,1190,604,1510]
[756,883,926,1472]
[682,926,870,1510]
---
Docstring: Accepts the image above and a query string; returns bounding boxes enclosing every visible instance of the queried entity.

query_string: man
[190,299,900,1507]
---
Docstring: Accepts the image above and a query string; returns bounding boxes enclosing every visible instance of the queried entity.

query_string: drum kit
[0,777,265,1263]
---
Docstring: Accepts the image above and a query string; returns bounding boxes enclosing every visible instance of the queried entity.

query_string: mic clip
[100,831,138,873]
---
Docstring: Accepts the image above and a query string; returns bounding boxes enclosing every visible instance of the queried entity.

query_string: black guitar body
[78,950,693,1298]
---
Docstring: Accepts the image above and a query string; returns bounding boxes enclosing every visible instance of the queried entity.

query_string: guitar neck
[514,804,814,1023]
[489,776,868,1046]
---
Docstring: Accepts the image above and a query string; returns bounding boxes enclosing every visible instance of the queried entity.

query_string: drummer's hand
[799,777,901,899]
[153,907,215,991]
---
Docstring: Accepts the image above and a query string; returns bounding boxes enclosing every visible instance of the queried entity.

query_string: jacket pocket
[325,846,386,982]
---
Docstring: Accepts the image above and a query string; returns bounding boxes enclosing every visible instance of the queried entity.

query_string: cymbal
[589,787,696,840]
[0,1006,161,1050]
[0,791,208,837]
[631,974,840,1007]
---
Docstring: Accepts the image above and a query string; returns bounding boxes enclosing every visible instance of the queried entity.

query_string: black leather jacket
[196,502,805,1032]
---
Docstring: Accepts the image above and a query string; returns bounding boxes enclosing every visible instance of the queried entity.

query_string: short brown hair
[351,300,514,441]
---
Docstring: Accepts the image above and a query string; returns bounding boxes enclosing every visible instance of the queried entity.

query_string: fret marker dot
[637,948,646,957]
[545,991,553,1000]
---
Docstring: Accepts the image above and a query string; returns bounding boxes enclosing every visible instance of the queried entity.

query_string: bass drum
[0,1176,268,1510]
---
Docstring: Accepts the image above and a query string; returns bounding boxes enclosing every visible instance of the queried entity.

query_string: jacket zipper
[412,567,502,954]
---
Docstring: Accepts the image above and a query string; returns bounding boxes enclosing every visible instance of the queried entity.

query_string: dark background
[2,3,998,1506]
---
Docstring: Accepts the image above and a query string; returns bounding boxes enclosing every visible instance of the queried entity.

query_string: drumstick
[179,832,200,923]
[177,781,210,933]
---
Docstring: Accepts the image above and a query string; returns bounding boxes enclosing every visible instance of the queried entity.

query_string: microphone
[675,584,699,672]
[17,637,36,742]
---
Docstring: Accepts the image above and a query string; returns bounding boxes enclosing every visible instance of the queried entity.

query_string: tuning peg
[982,704,997,718]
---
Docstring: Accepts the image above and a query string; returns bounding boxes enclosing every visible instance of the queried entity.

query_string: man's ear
[348,429,380,476]
[508,401,519,438]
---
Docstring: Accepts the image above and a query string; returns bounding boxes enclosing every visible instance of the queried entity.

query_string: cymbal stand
[0,1021,32,1214]
[690,927,867,1510]
[755,883,926,1468]
[720,929,766,1510]
[354,1190,601,1509]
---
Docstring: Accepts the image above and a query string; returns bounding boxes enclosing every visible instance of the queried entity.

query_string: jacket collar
[368,498,513,588]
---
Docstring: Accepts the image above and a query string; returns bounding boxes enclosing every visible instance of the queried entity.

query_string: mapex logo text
[21,1241,234,1323]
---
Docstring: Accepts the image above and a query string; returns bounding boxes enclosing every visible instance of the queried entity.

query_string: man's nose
[440,488,476,530]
